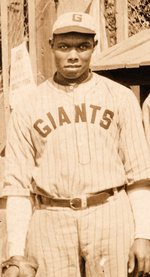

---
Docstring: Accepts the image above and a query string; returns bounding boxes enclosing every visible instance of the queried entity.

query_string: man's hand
[1,256,38,277]
[128,238,150,276]
[2,266,19,277]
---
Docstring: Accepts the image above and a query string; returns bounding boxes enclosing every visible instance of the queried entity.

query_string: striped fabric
[3,73,150,198]
[26,190,134,277]
[3,72,150,276]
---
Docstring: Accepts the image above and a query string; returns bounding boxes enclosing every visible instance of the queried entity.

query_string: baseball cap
[52,12,96,36]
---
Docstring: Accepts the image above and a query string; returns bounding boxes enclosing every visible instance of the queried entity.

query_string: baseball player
[2,12,150,277]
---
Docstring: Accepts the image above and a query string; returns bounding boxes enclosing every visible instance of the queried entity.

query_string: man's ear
[49,37,54,48]
[93,39,98,48]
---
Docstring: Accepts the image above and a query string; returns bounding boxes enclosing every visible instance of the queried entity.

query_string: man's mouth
[64,65,81,68]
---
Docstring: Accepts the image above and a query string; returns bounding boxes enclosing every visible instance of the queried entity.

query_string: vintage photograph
[0,1,150,276]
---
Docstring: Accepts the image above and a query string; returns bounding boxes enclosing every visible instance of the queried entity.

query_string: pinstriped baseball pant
[26,189,134,277]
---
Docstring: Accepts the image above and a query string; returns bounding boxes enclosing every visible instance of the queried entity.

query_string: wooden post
[1,0,10,130]
[28,0,37,84]
[90,0,108,66]
[35,0,56,84]
[56,0,92,15]
[115,0,128,43]
[8,0,24,49]
[115,0,140,103]
[0,1,8,267]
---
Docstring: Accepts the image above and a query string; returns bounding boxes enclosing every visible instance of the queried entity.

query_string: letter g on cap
[72,14,82,22]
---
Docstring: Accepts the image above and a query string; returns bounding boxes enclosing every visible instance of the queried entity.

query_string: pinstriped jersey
[142,94,150,151]
[3,73,150,198]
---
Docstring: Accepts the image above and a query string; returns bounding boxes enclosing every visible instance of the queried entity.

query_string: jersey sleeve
[118,89,150,186]
[2,105,35,197]
[142,95,150,150]
[127,184,150,239]
[6,196,32,257]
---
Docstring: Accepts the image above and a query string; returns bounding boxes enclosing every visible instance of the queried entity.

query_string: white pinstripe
[25,190,134,277]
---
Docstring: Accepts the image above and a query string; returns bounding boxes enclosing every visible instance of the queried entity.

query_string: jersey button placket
[73,89,91,165]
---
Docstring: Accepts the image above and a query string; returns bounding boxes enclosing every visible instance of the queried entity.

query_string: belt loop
[112,187,118,200]
[81,195,87,209]
[113,187,118,194]
[34,194,41,209]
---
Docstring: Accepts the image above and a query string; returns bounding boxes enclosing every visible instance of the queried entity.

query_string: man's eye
[79,45,87,50]
[79,44,92,51]
[58,45,68,50]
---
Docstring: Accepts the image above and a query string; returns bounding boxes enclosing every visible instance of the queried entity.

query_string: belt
[35,185,125,210]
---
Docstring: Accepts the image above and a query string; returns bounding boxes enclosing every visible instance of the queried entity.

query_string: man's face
[51,32,96,81]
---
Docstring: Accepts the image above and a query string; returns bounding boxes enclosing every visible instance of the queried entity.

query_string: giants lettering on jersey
[33,103,114,137]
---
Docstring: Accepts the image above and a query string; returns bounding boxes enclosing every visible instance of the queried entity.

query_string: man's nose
[67,49,79,62]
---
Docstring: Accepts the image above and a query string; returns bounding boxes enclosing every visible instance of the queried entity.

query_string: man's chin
[63,70,82,79]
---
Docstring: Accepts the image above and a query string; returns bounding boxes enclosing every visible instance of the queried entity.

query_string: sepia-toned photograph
[0,1,150,276]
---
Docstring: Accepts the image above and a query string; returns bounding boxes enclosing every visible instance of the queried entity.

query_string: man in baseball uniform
[2,12,150,277]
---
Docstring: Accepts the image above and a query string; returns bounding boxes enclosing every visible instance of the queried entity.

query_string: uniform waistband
[34,185,125,210]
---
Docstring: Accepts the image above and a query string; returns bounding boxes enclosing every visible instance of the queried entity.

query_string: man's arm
[2,196,38,277]
[127,184,150,275]
[2,102,37,276]
[116,88,150,275]
[6,196,32,257]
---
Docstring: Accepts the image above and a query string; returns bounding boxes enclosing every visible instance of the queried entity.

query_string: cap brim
[53,26,96,35]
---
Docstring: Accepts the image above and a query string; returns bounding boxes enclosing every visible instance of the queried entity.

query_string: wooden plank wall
[28,0,38,84]
[35,0,56,84]
[115,0,140,99]
[116,0,128,42]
